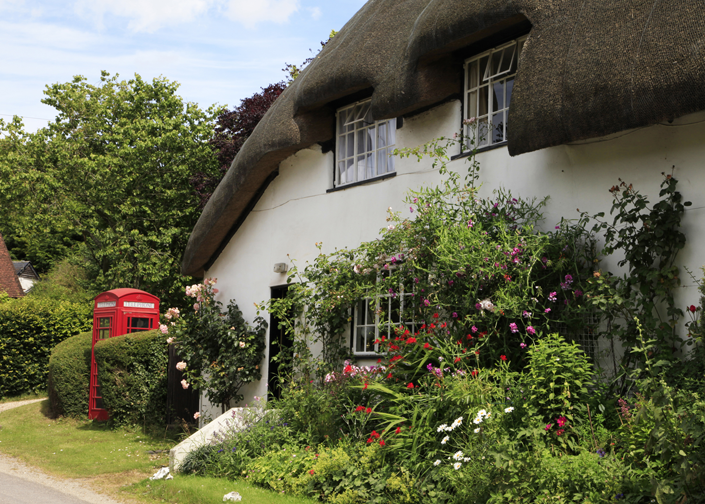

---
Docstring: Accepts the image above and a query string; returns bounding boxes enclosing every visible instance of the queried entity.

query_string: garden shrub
[0,297,92,397]
[93,329,168,425]
[47,331,92,418]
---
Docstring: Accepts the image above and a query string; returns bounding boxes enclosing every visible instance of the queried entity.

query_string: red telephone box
[89,288,160,420]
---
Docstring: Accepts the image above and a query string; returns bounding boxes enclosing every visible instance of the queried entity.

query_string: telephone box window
[127,317,151,333]
[98,317,112,339]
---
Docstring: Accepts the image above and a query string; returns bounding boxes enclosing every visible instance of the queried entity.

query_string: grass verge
[0,400,317,504]
[127,475,318,504]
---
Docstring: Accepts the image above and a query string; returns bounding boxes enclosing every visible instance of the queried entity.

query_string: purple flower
[448,280,454,286]
[542,256,548,263]
[452,312,458,318]
[527,326,536,336]
[575,290,583,297]
[548,292,557,302]
[423,299,431,307]
[471,326,478,333]
[509,323,519,333]
[522,310,531,318]
[410,206,414,213]
[414,277,419,284]
[475,303,482,310]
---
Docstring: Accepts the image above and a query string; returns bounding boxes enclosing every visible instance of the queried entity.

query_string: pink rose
[193,412,201,420]
[176,361,186,371]
[166,337,174,344]
[181,379,189,389]
[159,324,169,334]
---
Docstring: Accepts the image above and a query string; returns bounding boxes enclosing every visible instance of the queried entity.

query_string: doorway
[267,285,292,400]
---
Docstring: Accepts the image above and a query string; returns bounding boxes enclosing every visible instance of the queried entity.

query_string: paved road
[0,399,125,504]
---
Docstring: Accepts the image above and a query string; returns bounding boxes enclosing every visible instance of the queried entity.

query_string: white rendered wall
[205,99,705,407]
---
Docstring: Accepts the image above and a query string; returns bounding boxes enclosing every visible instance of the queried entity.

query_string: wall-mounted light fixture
[273,263,288,273]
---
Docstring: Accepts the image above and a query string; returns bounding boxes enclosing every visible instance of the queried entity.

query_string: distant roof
[0,235,24,298]
[182,0,705,277]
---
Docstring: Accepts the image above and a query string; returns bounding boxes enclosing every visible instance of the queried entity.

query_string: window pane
[377,150,386,176]
[468,60,478,89]
[500,45,515,73]
[478,86,488,116]
[366,330,375,352]
[492,112,504,143]
[366,152,374,179]
[490,50,502,77]
[478,117,489,146]
[99,317,111,328]
[388,120,396,145]
[357,300,366,325]
[338,161,347,184]
[467,91,477,119]
[377,122,387,148]
[479,56,488,82]
[338,110,346,131]
[357,130,366,155]
[356,327,366,353]
[492,81,504,111]
[99,329,110,339]
[346,132,354,158]
[357,155,366,181]
[338,134,346,158]
[367,300,375,325]
[346,158,354,183]
[506,77,515,107]
[387,148,395,173]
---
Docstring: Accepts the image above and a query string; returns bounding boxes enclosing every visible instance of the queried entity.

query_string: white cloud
[225,0,300,29]
[73,0,214,33]
[308,6,321,20]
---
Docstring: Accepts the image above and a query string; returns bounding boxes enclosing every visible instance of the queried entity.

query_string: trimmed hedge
[47,332,92,418]
[0,298,92,398]
[94,329,168,425]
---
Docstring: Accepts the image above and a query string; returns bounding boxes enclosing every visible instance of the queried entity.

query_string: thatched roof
[182,0,705,277]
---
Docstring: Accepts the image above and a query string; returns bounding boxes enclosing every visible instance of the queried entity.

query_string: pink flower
[556,416,567,427]
[166,337,174,344]
[176,361,187,371]
[556,429,565,436]
[181,379,189,389]
[526,326,536,336]
[471,326,478,333]
[548,292,557,302]
[544,308,551,313]
[159,324,169,334]
[193,412,201,420]
[509,323,518,333]
[545,423,552,431]
[520,343,526,349]
[193,303,200,311]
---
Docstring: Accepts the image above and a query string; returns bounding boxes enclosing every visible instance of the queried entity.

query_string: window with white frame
[353,279,415,356]
[336,99,396,187]
[463,36,527,148]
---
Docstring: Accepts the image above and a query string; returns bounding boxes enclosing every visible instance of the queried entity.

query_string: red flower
[471,369,478,377]
[371,430,380,438]
[440,322,447,329]
[479,331,487,338]
[429,323,436,329]
[407,383,414,389]
[366,407,372,414]
[467,334,473,340]
[424,343,433,350]
[344,365,353,374]
[475,350,480,355]
[390,355,403,362]
[355,405,365,412]
[363,383,368,390]
[309,469,315,475]
[433,313,439,319]
[690,305,697,313]
[377,358,382,363]
[387,373,392,379]
[379,439,386,446]
[367,438,372,443]
[395,426,401,434]
[390,344,400,351]
[556,429,565,436]
[406,337,417,344]
[500,355,507,361]
[454,357,461,363]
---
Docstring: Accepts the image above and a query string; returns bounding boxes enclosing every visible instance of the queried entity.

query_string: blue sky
[0,0,366,131]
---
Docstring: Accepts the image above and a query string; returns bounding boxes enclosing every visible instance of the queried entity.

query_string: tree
[190,82,285,208]
[0,72,222,307]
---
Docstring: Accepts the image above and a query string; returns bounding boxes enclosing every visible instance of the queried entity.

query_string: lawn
[0,400,317,504]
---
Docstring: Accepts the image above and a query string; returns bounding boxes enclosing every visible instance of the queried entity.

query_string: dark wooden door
[167,344,200,424]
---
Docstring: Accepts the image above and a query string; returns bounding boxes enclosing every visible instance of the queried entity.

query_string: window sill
[327,172,397,193]
[450,141,508,161]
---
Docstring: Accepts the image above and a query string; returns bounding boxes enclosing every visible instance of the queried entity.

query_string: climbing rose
[193,412,201,420]
[181,379,189,389]
[166,337,174,344]
[159,324,169,334]
[176,361,187,371]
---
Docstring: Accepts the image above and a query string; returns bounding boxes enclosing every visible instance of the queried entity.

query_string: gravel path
[0,399,128,504]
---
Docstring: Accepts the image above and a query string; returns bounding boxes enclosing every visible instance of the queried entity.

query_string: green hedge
[47,332,92,418]
[94,329,168,425]
[0,298,92,398]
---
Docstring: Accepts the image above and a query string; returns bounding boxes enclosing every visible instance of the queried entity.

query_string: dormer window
[464,36,527,148]
[335,99,396,187]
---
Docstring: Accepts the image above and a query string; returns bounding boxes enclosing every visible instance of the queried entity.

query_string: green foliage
[585,174,694,388]
[47,331,92,418]
[27,257,96,304]
[0,72,222,306]
[523,333,594,426]
[93,329,168,425]
[0,297,92,397]
[169,279,268,412]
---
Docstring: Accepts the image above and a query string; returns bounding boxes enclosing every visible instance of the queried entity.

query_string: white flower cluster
[473,409,491,424]
[504,406,515,413]
[437,416,463,433]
